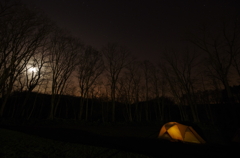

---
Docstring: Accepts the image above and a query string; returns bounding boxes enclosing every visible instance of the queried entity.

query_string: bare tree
[102,43,133,122]
[189,17,240,123]
[189,19,240,104]
[150,63,165,121]
[0,2,51,117]
[97,84,111,122]
[141,60,155,121]
[48,29,83,119]
[117,72,134,122]
[25,49,49,92]
[160,62,189,121]
[19,45,50,118]
[116,60,145,122]
[126,61,142,122]
[76,46,104,120]
[160,49,201,122]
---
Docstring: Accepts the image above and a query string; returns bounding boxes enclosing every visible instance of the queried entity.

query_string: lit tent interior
[158,122,206,144]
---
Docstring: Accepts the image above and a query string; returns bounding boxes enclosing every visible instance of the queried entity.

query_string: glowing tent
[158,122,206,144]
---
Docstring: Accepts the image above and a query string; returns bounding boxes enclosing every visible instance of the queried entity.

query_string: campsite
[1,1,240,157]
[1,89,240,157]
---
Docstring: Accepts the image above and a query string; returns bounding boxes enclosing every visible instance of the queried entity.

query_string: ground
[0,120,239,157]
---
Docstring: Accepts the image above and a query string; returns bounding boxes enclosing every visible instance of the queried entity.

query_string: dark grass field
[0,120,239,158]
[1,128,154,158]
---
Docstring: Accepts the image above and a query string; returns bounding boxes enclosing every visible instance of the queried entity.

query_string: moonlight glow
[29,67,37,73]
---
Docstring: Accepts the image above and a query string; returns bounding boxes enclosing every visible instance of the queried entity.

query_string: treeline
[2,89,240,124]
[1,1,240,124]
[1,91,176,122]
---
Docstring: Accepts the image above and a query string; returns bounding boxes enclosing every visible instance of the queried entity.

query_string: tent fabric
[158,122,206,144]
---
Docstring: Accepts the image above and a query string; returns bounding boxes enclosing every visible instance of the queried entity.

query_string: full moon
[29,67,37,73]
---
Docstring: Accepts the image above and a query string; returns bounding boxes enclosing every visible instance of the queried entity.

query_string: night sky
[21,0,240,63]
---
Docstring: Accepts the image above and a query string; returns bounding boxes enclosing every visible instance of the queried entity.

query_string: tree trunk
[85,99,89,121]
[27,93,38,120]
[112,100,115,122]
[48,95,55,120]
[78,97,85,120]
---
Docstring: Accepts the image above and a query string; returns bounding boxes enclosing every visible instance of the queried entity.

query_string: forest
[1,1,240,130]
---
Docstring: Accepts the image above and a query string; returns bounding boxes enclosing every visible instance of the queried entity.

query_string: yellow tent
[158,122,206,144]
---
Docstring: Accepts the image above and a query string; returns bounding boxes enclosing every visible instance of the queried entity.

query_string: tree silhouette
[160,49,201,122]
[189,16,240,123]
[76,46,104,120]
[0,2,51,117]
[141,60,155,121]
[102,43,133,122]
[48,29,83,119]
